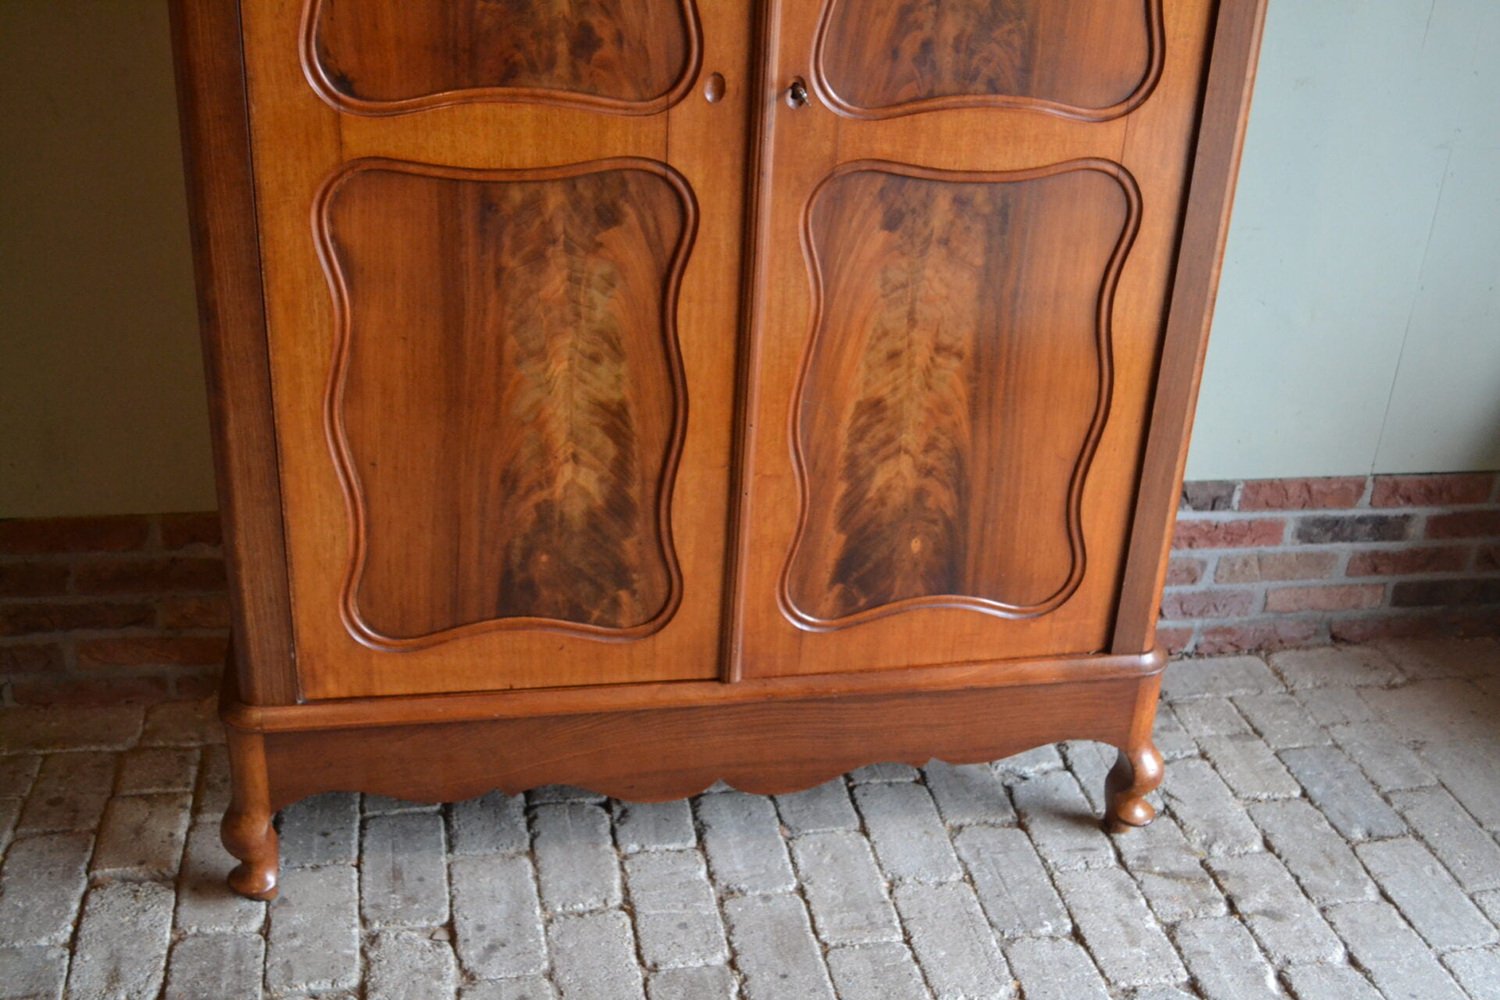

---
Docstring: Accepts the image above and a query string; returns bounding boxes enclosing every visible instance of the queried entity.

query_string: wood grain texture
[168,0,297,703]
[318,159,693,647]
[785,160,1139,626]
[814,0,1163,120]
[304,0,701,115]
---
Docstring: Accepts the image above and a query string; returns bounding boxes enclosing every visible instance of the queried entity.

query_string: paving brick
[17,751,114,833]
[365,930,458,1000]
[450,854,546,979]
[1355,837,1497,951]
[265,865,360,994]
[1130,989,1200,1000]
[1160,758,1261,856]
[1294,686,1380,727]
[1279,746,1405,841]
[624,850,728,968]
[1054,867,1186,988]
[0,798,18,854]
[791,831,900,946]
[362,811,449,927]
[549,910,645,1000]
[92,792,191,878]
[1324,721,1434,791]
[849,762,920,783]
[0,831,92,945]
[116,746,198,794]
[893,881,1012,1000]
[1161,656,1280,701]
[533,802,621,913]
[1389,785,1500,891]
[775,779,859,836]
[1153,707,1199,760]
[66,881,174,1000]
[953,825,1070,937]
[463,977,559,1000]
[1061,741,1116,814]
[923,760,1016,826]
[0,754,40,799]
[1249,799,1376,905]
[1172,697,1253,737]
[527,784,607,805]
[1376,637,1500,679]
[193,743,231,819]
[1116,816,1226,924]
[175,821,266,933]
[1360,679,1498,744]
[1268,645,1402,688]
[0,945,67,1000]
[1325,901,1467,1000]
[993,743,1063,780]
[1420,739,1500,829]
[853,781,962,883]
[826,943,929,1000]
[364,793,442,816]
[612,798,695,853]
[1004,936,1107,1000]
[140,697,221,747]
[1443,947,1500,1000]
[723,894,834,1000]
[164,933,263,1000]
[1198,734,1301,799]
[645,965,735,1000]
[449,792,529,856]
[696,791,795,894]
[1232,692,1330,748]
[1207,852,1344,966]
[1173,916,1282,999]
[1280,964,1383,1000]
[1010,770,1114,870]
[278,792,359,867]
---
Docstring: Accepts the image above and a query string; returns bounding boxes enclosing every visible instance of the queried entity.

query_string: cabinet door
[238,1,750,699]
[732,0,1217,676]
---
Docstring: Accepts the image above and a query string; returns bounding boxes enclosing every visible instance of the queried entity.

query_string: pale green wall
[1,1,1497,518]
[1187,0,1500,479]
[0,1,216,517]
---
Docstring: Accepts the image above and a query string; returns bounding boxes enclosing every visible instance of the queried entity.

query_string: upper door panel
[814,0,1163,119]
[305,0,702,114]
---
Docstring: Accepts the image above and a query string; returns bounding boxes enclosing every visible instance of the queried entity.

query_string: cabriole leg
[222,727,279,900]
[1104,743,1164,833]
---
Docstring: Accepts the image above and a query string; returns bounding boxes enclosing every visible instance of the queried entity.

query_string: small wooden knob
[704,72,726,104]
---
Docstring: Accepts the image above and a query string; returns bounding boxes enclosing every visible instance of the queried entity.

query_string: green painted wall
[1,1,1497,518]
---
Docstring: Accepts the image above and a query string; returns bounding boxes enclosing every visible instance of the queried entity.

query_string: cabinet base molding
[220,650,1166,899]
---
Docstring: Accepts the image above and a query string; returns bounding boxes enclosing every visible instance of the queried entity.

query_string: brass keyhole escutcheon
[786,78,809,109]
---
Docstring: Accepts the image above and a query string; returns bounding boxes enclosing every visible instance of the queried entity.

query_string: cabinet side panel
[170,0,297,704]
[1112,0,1270,653]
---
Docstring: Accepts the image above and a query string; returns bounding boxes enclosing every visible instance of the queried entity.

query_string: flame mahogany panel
[319,159,694,648]
[784,161,1139,627]
[305,0,701,114]
[815,0,1163,119]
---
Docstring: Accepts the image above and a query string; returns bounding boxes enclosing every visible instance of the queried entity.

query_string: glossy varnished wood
[321,160,692,647]
[169,0,297,703]
[305,0,701,115]
[815,0,1164,120]
[786,160,1138,625]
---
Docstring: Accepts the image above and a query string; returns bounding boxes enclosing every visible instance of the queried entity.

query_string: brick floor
[1,637,1499,998]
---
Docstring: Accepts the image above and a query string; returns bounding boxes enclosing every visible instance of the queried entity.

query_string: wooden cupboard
[171,0,1266,898]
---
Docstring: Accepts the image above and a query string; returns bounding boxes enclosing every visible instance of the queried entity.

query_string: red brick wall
[3,475,1497,702]
[1165,473,1500,656]
[0,514,228,706]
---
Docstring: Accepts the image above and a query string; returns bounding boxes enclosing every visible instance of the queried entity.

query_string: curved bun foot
[1104,743,1164,834]
[222,807,279,901]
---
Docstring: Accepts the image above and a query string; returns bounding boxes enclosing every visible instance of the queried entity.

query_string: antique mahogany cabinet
[171,0,1266,898]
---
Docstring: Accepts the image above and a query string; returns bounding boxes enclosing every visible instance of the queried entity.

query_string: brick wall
[3,473,1497,703]
[1165,473,1500,656]
[0,514,228,706]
